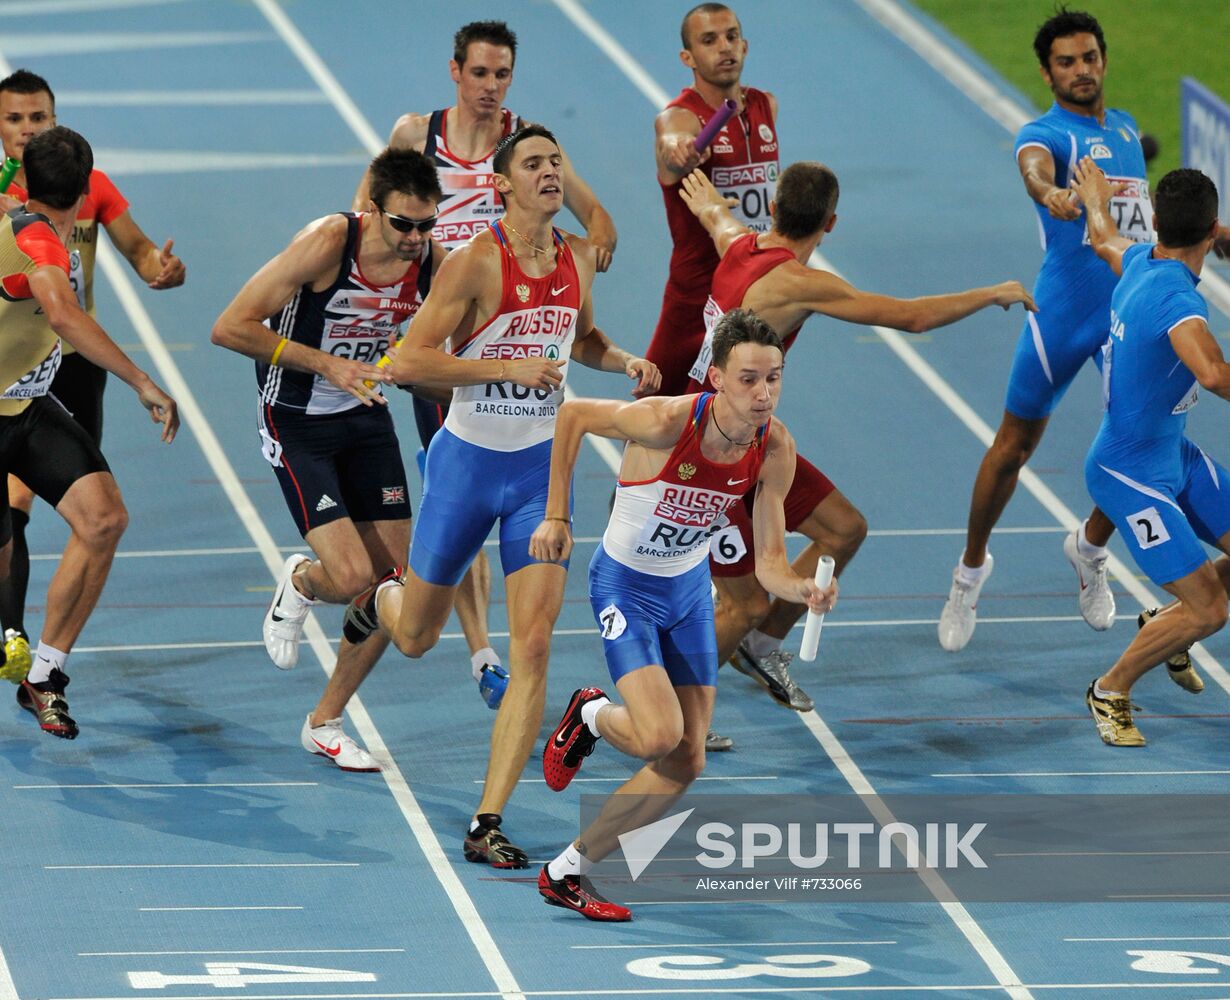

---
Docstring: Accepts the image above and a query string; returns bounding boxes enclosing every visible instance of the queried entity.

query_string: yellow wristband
[269,337,289,367]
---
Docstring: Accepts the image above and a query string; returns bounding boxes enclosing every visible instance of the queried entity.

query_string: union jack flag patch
[382,486,406,505]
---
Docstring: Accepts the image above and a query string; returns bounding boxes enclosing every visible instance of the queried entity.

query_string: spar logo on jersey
[711,163,777,187]
[480,343,562,361]
[434,219,490,245]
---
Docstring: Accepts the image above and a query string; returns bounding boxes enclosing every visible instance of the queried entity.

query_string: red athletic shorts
[709,453,836,578]
[646,293,707,397]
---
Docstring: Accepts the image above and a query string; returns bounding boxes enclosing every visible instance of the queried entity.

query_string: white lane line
[854,0,1230,320]
[1067,936,1230,942]
[251,6,523,999]
[552,6,1031,999]
[475,775,779,784]
[45,863,358,870]
[59,89,328,106]
[997,851,1230,857]
[3,31,270,58]
[0,0,191,14]
[846,0,1230,701]
[80,948,406,956]
[139,905,302,912]
[95,150,368,176]
[571,940,898,950]
[14,782,318,790]
[936,770,1230,778]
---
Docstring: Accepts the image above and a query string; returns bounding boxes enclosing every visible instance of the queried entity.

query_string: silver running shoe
[705,730,734,752]
[938,555,993,652]
[730,644,814,712]
[1064,529,1115,631]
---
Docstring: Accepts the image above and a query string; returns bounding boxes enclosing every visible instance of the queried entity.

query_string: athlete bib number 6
[709,524,748,566]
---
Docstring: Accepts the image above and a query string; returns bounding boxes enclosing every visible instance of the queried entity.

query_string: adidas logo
[315,494,338,512]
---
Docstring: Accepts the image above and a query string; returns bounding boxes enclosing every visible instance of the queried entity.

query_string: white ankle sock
[1077,521,1108,560]
[470,647,500,682]
[744,628,780,659]
[1093,680,1124,699]
[547,842,592,881]
[957,560,988,585]
[581,696,610,737]
[28,641,67,685]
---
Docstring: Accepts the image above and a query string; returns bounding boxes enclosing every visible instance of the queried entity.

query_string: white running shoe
[1064,529,1115,631]
[263,554,315,670]
[938,555,993,652]
[301,715,379,772]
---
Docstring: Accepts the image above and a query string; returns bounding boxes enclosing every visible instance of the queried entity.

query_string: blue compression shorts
[1004,305,1109,421]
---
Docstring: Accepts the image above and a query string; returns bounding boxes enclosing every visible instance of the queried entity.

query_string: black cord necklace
[711,408,754,447]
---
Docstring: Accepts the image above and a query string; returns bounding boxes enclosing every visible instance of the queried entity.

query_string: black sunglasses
[380,207,438,234]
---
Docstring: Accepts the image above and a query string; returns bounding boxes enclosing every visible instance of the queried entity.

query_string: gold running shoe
[1137,608,1203,693]
[0,629,30,684]
[1086,681,1145,747]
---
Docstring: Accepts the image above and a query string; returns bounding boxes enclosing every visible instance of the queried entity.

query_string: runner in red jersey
[352,21,617,705]
[680,165,1035,711]
[647,3,780,397]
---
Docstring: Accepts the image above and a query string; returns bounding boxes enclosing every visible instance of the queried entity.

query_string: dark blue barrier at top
[1182,76,1230,223]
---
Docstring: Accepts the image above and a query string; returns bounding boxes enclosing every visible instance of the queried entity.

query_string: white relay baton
[799,555,836,663]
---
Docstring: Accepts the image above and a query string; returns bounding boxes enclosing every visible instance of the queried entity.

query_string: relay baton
[694,99,737,152]
[362,340,400,390]
[799,555,836,663]
[0,157,20,193]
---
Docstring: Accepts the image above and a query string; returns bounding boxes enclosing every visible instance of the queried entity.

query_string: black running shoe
[538,865,631,921]
[342,565,405,644]
[17,668,77,739]
[463,813,528,869]
[543,687,604,791]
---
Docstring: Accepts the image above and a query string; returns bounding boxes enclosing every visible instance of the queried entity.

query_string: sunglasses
[380,207,438,234]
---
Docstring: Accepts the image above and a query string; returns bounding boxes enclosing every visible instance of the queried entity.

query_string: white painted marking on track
[936,770,1230,778]
[1067,937,1230,942]
[139,905,303,911]
[14,781,317,789]
[58,89,329,106]
[45,862,358,870]
[0,0,191,14]
[93,149,368,176]
[81,948,406,956]
[571,940,899,950]
[553,5,1033,997]
[476,775,780,784]
[1,31,270,57]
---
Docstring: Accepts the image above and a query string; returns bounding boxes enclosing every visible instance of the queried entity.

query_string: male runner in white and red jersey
[1,127,177,737]
[0,69,184,681]
[680,165,1035,710]
[343,125,658,867]
[647,3,779,397]
[213,147,445,771]
[352,20,617,710]
[530,309,837,921]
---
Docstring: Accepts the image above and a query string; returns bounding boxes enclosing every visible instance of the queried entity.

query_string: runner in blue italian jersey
[352,20,617,708]
[941,9,1152,652]
[529,309,837,921]
[343,125,657,869]
[1071,158,1226,747]
[213,147,446,772]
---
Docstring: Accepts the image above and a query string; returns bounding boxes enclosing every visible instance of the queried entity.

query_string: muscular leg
[453,550,494,656]
[0,476,36,636]
[377,565,460,659]
[474,561,567,818]
[962,411,1048,567]
[713,574,770,664]
[297,518,386,605]
[43,471,127,652]
[1085,505,1116,548]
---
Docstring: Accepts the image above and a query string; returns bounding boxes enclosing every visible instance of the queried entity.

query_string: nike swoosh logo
[270,610,285,622]
[550,285,569,296]
[311,737,342,758]
[727,477,747,486]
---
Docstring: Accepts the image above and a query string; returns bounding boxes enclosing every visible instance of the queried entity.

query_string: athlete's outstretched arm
[1071,156,1133,275]
[529,396,686,563]
[1017,144,1080,221]
[750,422,837,614]
[211,216,392,405]
[1170,318,1230,401]
[679,169,748,258]
[779,264,1035,333]
[105,211,185,289]
[570,291,661,396]
[30,265,178,442]
[655,105,708,185]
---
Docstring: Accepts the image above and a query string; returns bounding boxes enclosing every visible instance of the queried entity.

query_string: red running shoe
[538,865,631,922]
[543,687,604,791]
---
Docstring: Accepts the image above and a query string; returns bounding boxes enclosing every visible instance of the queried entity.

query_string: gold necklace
[503,220,551,256]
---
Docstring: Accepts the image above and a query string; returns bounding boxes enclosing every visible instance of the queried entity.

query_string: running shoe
[263,554,314,669]
[17,668,77,739]
[1086,681,1146,747]
[463,814,528,868]
[1064,530,1115,631]
[705,730,734,752]
[938,555,993,652]
[543,687,605,791]
[300,715,380,772]
[1137,608,1203,693]
[0,629,29,684]
[342,565,405,644]
[538,865,631,921]
[477,662,510,710]
[730,645,813,711]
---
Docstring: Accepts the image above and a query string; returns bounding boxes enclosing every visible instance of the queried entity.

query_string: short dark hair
[492,123,558,177]
[680,3,737,49]
[0,68,54,108]
[454,20,517,67]
[23,126,91,210]
[1033,7,1106,67]
[368,147,444,209]
[1154,168,1219,249]
[773,162,839,240]
[711,308,782,369]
